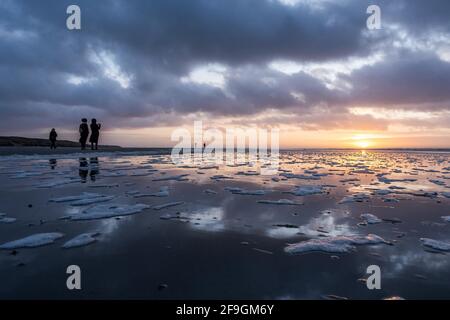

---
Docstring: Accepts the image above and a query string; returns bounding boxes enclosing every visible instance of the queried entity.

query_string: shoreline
[0,146,450,157]
[0,146,171,156]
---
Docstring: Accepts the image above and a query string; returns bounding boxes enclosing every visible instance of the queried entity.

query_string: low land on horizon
[1,136,450,156]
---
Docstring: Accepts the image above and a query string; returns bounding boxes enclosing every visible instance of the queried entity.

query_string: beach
[0,149,449,299]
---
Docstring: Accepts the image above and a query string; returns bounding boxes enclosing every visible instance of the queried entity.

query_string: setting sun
[354,140,371,149]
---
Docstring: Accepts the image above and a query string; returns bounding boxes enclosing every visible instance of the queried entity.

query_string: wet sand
[0,146,171,156]
[0,150,449,299]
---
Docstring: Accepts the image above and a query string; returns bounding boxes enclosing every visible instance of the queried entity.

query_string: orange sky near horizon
[48,125,450,149]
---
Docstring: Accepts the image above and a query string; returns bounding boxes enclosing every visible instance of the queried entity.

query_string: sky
[1,0,450,148]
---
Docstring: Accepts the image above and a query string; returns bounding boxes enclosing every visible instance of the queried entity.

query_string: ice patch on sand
[152,201,184,210]
[0,233,64,249]
[287,185,325,196]
[225,187,267,195]
[360,213,382,224]
[257,199,301,205]
[65,204,150,221]
[62,233,100,249]
[70,196,115,206]
[50,192,104,203]
[153,174,189,182]
[284,234,389,254]
[133,186,169,198]
[339,193,370,204]
[0,216,17,223]
[36,179,80,188]
[420,238,450,252]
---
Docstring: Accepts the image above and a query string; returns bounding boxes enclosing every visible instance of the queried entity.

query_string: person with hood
[49,128,58,149]
[89,118,101,150]
[79,118,89,150]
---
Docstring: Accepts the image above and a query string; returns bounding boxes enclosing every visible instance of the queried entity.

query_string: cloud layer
[1,0,449,145]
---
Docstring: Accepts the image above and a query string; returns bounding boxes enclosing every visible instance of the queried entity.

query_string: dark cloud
[0,0,449,138]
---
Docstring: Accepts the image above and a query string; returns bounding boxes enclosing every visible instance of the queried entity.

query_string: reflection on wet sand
[79,157,100,182]
[0,150,450,299]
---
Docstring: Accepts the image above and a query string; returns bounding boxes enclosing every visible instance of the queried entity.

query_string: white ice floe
[152,174,189,182]
[257,199,301,205]
[88,183,119,188]
[280,173,321,180]
[0,214,17,223]
[429,179,446,186]
[210,175,234,180]
[236,171,260,176]
[284,234,389,254]
[225,187,267,195]
[287,185,325,196]
[152,201,185,210]
[36,179,80,188]
[373,189,392,195]
[339,193,370,204]
[441,216,450,222]
[340,178,360,183]
[50,192,103,203]
[62,232,100,249]
[420,238,450,252]
[377,174,417,184]
[102,171,127,177]
[0,233,64,249]
[65,204,150,221]
[70,195,115,206]
[133,186,169,198]
[204,189,218,195]
[360,213,382,224]
[234,190,267,195]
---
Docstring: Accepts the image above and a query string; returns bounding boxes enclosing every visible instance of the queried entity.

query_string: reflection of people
[89,119,101,150]
[79,157,88,182]
[89,157,99,181]
[49,128,57,149]
[79,118,89,150]
[49,159,57,170]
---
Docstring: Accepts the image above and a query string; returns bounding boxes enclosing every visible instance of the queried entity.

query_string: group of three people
[49,118,101,150]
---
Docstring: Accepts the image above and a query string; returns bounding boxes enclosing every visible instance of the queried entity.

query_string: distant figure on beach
[49,128,57,149]
[79,118,89,150]
[89,118,101,150]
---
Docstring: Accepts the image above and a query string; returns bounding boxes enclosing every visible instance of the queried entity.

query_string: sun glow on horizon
[354,140,371,149]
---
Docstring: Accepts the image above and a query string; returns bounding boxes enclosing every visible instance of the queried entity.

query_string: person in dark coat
[79,118,89,150]
[49,128,57,149]
[89,118,101,150]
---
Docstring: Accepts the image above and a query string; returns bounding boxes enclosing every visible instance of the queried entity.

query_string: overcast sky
[1,0,450,147]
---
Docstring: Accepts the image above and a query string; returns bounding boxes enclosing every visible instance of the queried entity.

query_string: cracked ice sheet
[0,233,64,249]
[284,234,390,254]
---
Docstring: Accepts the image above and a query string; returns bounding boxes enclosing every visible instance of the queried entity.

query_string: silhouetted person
[89,118,101,150]
[49,128,57,149]
[79,118,89,150]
